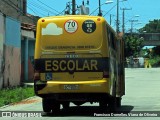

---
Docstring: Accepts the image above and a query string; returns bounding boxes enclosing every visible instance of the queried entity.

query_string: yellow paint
[144,58,152,68]
[34,15,125,98]
[38,79,109,94]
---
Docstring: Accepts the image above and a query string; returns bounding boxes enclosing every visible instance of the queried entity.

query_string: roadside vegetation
[124,35,144,58]
[125,19,160,67]
[141,46,160,67]
[0,86,34,107]
[148,56,160,67]
[139,20,160,67]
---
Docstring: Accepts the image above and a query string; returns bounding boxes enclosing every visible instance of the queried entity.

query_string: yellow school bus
[34,15,125,113]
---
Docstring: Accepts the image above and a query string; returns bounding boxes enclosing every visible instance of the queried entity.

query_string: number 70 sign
[64,20,78,33]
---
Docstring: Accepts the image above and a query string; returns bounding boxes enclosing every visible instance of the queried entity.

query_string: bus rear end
[34,15,110,112]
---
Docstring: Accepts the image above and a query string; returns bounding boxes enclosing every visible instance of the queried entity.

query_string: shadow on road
[42,105,134,117]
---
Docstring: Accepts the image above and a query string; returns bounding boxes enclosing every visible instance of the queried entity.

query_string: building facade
[0,0,38,24]
[0,0,38,88]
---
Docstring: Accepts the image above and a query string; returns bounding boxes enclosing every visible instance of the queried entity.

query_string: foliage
[0,87,34,107]
[128,18,160,67]
[139,19,160,33]
[124,35,144,57]
[148,56,160,67]
[144,46,160,67]
[141,46,160,67]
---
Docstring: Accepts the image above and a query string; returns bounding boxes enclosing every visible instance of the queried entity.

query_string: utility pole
[110,14,114,25]
[130,20,138,35]
[116,0,119,33]
[116,0,128,33]
[121,8,132,34]
[98,0,102,16]
[110,14,112,25]
[72,0,76,15]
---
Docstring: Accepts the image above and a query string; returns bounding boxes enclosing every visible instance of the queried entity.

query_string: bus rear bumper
[34,79,109,98]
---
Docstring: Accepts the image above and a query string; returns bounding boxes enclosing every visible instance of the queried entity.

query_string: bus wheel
[99,101,108,111]
[52,100,60,113]
[42,98,52,113]
[116,97,122,108]
[108,97,117,112]
[62,102,70,109]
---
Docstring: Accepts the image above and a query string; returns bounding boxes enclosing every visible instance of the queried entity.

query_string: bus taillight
[42,19,45,22]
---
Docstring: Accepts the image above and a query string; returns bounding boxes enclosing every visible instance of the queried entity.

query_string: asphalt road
[0,68,160,120]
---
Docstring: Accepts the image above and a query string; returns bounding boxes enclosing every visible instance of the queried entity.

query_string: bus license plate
[64,85,79,90]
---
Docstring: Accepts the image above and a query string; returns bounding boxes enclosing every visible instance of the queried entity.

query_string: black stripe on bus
[34,57,109,73]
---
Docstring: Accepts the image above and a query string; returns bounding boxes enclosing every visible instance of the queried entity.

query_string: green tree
[124,35,144,57]
[139,19,160,33]
[138,19,160,67]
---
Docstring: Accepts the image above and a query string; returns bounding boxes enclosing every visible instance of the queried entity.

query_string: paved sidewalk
[23,83,34,87]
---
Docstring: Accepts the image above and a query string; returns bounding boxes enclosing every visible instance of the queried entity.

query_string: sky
[27,0,160,32]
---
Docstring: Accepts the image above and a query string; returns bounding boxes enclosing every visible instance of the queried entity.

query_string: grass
[148,56,160,67]
[0,86,35,107]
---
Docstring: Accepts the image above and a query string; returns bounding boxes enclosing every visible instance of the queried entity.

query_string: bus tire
[62,102,70,109]
[99,101,108,111]
[116,97,122,108]
[42,98,52,113]
[52,100,60,113]
[108,97,117,112]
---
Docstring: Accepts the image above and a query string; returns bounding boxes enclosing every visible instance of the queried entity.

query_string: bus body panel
[37,79,109,94]
[34,15,125,106]
[35,16,107,59]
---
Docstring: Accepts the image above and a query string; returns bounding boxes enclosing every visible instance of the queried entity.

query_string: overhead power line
[56,8,66,16]
[28,1,57,16]
[37,0,60,14]
[27,5,46,17]
[103,4,117,17]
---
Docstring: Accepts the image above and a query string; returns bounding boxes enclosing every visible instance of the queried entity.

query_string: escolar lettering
[45,60,98,72]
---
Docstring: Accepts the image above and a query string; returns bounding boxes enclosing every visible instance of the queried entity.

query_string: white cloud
[42,23,63,35]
